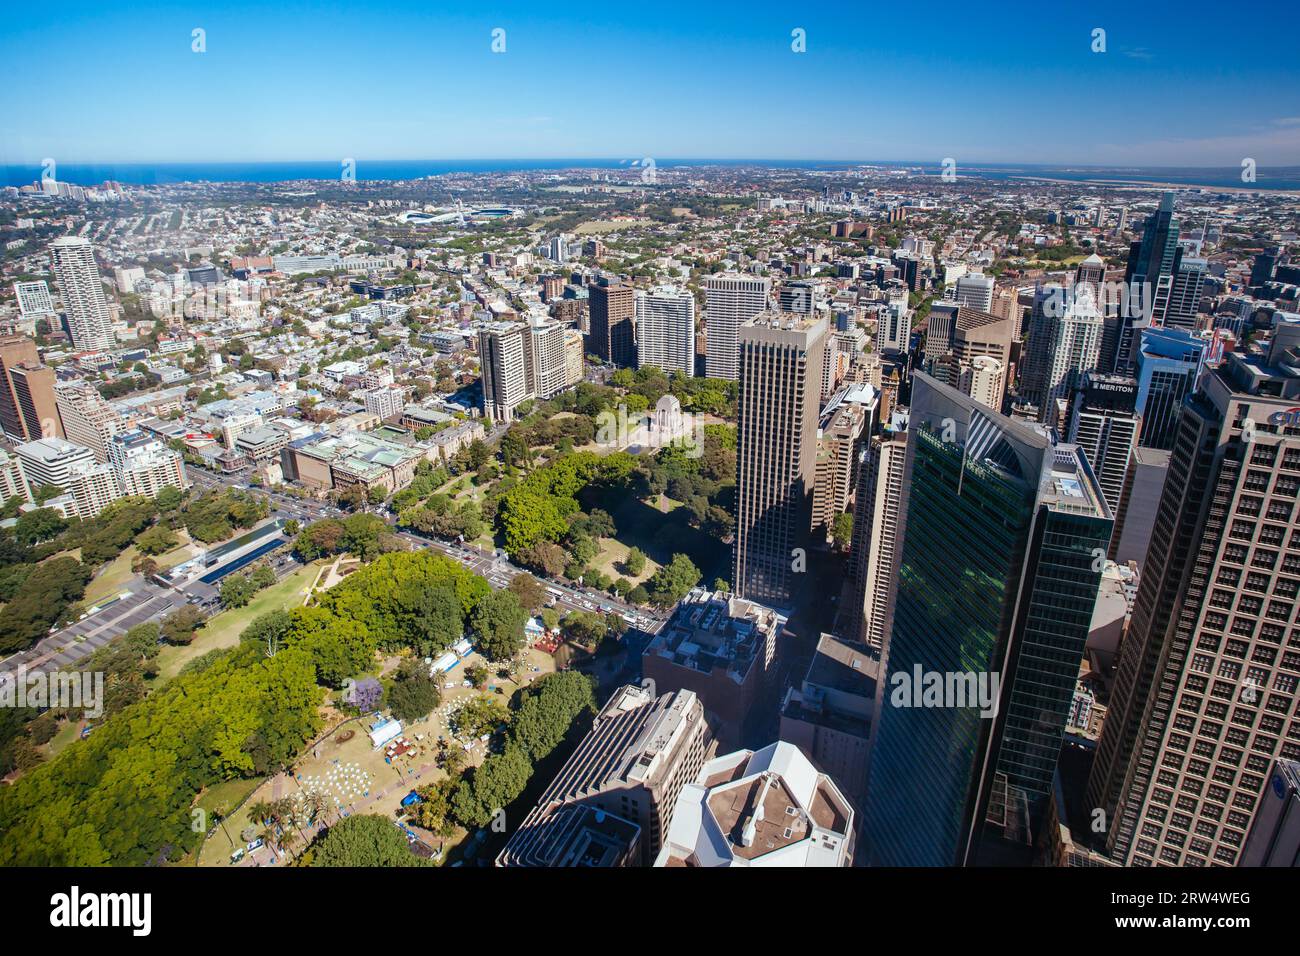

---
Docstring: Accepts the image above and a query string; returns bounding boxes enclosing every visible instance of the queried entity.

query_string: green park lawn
[155,562,321,682]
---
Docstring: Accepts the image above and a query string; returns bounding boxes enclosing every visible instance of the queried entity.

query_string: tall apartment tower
[1088,325,1300,867]
[54,381,120,462]
[1021,283,1104,424]
[496,685,712,868]
[1114,192,1180,374]
[1066,373,1141,515]
[862,373,1113,866]
[477,322,531,423]
[0,335,61,442]
[14,280,55,318]
[704,273,770,381]
[50,237,115,352]
[733,312,826,608]
[846,430,907,650]
[587,279,636,367]
[635,285,695,377]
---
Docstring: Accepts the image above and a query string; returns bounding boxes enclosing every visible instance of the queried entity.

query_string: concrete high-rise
[50,237,115,352]
[477,322,531,423]
[733,312,826,608]
[1021,283,1104,425]
[704,273,770,381]
[846,429,907,650]
[635,285,695,377]
[1088,324,1300,867]
[587,279,636,367]
[54,381,120,463]
[1066,373,1141,515]
[862,373,1113,866]
[0,335,61,442]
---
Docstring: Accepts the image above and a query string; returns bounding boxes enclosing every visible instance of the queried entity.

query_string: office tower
[1088,326,1300,866]
[642,588,786,751]
[635,285,695,377]
[1021,283,1104,422]
[780,634,875,810]
[1241,759,1300,867]
[862,373,1113,866]
[812,387,873,543]
[733,312,827,607]
[954,273,995,312]
[1135,326,1205,450]
[924,303,1014,409]
[54,381,120,462]
[655,740,856,866]
[477,322,531,423]
[846,430,907,649]
[15,436,121,519]
[704,273,770,381]
[1166,255,1207,330]
[108,429,187,498]
[779,280,818,315]
[1110,446,1172,565]
[497,685,711,868]
[14,280,55,318]
[1067,373,1141,514]
[0,335,61,442]
[49,237,115,352]
[587,280,636,367]
[1114,192,1180,374]
[1250,249,1281,290]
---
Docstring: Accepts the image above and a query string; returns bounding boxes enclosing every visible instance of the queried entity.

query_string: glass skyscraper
[863,374,1113,866]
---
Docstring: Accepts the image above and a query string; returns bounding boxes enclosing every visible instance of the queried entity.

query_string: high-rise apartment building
[587,280,636,367]
[108,429,188,498]
[1088,325,1300,867]
[811,386,873,544]
[50,237,115,352]
[0,335,61,442]
[862,373,1113,866]
[846,430,907,650]
[54,381,120,462]
[733,312,826,607]
[1021,283,1104,423]
[635,285,695,377]
[477,322,531,423]
[1067,373,1141,515]
[14,280,55,318]
[15,436,121,519]
[924,303,1015,410]
[496,685,712,868]
[704,273,770,381]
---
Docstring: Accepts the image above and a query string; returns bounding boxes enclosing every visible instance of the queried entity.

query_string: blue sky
[2,0,1298,166]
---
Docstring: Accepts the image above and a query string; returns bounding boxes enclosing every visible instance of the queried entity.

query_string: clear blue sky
[2,0,1298,166]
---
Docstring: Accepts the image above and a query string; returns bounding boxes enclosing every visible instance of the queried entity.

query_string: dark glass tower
[1114,192,1181,374]
[862,373,1113,865]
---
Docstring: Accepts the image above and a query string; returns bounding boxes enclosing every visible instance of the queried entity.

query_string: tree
[622,546,647,577]
[135,525,179,556]
[160,605,205,645]
[13,507,66,546]
[507,573,546,612]
[469,589,528,661]
[309,814,425,867]
[412,778,458,838]
[386,660,442,722]
[831,511,854,550]
[0,557,91,654]
[646,553,701,606]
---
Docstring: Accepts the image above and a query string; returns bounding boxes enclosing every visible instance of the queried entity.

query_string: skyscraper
[54,381,120,463]
[846,429,907,650]
[953,273,995,312]
[1066,373,1141,515]
[1134,326,1205,451]
[733,311,826,608]
[862,373,1113,866]
[635,285,695,377]
[50,237,115,352]
[1114,192,1180,374]
[587,279,636,367]
[478,322,531,423]
[1088,324,1300,867]
[704,273,770,381]
[1021,283,1104,424]
[0,335,61,443]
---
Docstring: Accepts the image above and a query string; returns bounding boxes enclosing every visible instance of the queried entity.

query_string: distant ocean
[4,159,1300,191]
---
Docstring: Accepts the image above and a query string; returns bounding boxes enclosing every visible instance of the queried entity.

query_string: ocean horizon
[6,159,1300,191]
